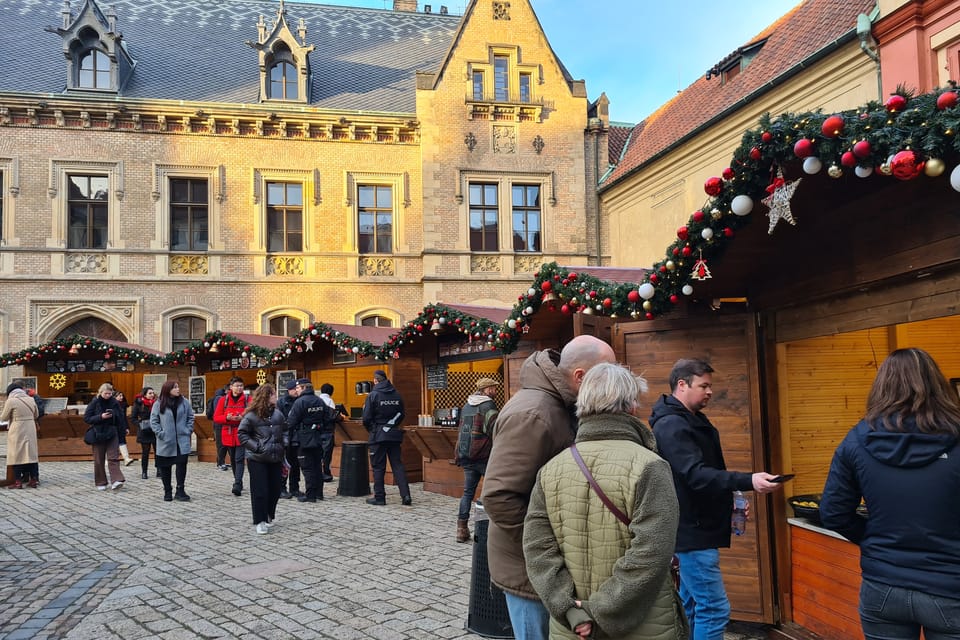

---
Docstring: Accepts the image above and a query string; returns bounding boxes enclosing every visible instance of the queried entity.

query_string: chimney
[393,0,417,10]
[424,4,431,12]
[440,5,448,14]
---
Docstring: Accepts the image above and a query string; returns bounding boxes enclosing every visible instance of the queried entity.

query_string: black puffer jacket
[649,394,753,552]
[238,408,286,464]
[84,394,130,442]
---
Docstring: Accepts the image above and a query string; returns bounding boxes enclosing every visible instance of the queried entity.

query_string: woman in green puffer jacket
[524,362,689,640]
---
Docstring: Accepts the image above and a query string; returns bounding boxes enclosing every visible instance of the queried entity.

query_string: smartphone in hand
[770,473,795,483]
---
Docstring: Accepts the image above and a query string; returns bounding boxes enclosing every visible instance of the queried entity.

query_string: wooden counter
[404,425,484,498]
[788,518,863,640]
[330,421,422,485]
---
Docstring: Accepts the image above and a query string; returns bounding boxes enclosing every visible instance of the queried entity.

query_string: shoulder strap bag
[570,444,680,590]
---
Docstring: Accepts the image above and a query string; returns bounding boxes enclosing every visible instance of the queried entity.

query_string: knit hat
[373,369,387,380]
[475,377,499,391]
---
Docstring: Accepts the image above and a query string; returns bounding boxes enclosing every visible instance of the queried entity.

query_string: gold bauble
[879,163,892,176]
[827,164,843,179]
[925,158,946,177]
[665,260,676,271]
[642,300,652,311]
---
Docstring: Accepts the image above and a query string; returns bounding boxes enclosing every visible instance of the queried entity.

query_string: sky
[296,0,803,124]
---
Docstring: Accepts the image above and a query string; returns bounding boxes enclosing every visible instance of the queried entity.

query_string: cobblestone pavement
[0,436,767,639]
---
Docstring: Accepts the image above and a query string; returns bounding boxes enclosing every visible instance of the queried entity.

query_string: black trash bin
[467,516,515,638]
[337,440,370,497]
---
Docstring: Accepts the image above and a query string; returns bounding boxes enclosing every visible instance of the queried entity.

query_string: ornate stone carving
[493,1,511,20]
[532,135,545,155]
[465,132,477,152]
[66,253,108,273]
[493,125,516,154]
[169,254,209,275]
[471,255,501,273]
[266,255,304,276]
[359,257,395,277]
[514,255,542,274]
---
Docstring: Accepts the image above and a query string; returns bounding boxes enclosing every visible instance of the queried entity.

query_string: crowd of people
[5,341,959,638]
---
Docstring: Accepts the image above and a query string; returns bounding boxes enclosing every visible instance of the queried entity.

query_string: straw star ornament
[761,170,802,235]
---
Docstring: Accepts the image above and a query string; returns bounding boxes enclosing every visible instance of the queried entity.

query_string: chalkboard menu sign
[426,364,448,390]
[188,376,206,415]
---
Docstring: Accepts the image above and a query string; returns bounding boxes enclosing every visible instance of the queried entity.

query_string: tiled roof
[607,123,633,165]
[230,332,289,350]
[445,304,512,324]
[569,266,650,284]
[601,0,874,188]
[0,0,459,113]
[323,323,396,345]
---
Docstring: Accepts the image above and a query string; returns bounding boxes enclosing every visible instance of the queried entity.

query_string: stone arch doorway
[56,317,126,342]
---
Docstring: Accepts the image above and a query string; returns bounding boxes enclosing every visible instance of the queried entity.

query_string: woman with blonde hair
[238,384,286,534]
[83,382,126,490]
[524,363,688,639]
[821,348,960,640]
[149,380,194,502]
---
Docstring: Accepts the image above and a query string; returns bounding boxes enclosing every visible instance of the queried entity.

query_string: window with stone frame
[360,314,394,328]
[472,70,484,101]
[268,315,302,337]
[512,184,541,252]
[469,183,499,252]
[357,185,393,254]
[268,46,299,101]
[171,315,206,352]
[67,174,109,250]
[468,47,539,104]
[170,178,208,251]
[78,48,110,89]
[494,55,509,101]
[266,182,303,252]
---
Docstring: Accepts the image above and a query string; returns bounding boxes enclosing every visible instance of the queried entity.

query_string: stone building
[0,0,605,358]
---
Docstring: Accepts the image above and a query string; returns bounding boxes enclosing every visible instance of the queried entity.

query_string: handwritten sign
[188,376,206,415]
[426,364,448,390]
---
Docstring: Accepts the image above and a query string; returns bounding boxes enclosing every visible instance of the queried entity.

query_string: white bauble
[731,194,754,216]
[951,165,960,192]
[701,227,714,240]
[682,284,694,296]
[638,282,656,300]
[854,165,873,178]
[802,157,822,174]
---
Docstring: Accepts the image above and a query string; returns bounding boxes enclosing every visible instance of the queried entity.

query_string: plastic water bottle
[732,491,748,536]
[473,500,488,523]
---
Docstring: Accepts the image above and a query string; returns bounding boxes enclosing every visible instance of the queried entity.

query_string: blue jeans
[860,578,960,640]
[676,548,730,640]
[503,592,549,640]
[458,463,486,521]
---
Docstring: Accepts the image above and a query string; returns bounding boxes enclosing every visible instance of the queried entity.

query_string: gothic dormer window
[248,1,314,103]
[48,0,135,93]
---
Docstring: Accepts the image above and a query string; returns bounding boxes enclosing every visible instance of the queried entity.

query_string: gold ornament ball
[879,163,892,176]
[925,158,946,177]
[946,128,954,137]
[828,164,843,178]
[642,300,652,311]
[711,208,723,220]
[630,311,639,319]
[665,260,676,271]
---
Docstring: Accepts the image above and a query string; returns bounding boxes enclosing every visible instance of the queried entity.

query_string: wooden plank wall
[790,526,863,640]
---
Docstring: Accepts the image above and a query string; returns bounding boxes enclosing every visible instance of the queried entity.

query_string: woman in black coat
[132,387,158,479]
[238,384,286,535]
[83,382,128,490]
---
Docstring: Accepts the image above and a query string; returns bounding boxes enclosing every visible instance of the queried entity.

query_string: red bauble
[602,297,612,308]
[722,167,734,180]
[724,227,735,238]
[853,139,872,159]
[645,312,654,320]
[627,290,641,303]
[750,147,762,161]
[567,272,578,280]
[659,265,667,273]
[681,246,692,257]
[589,290,597,299]
[649,274,659,284]
[540,280,552,292]
[841,151,857,168]
[561,304,571,314]
[561,278,569,286]
[672,248,680,256]
[692,210,705,223]
[553,274,560,280]
[885,94,907,112]
[793,138,814,158]
[677,225,689,241]
[670,295,679,304]
[821,115,844,138]
[704,177,723,196]
[937,91,958,110]
[890,150,924,180]
[761,131,773,143]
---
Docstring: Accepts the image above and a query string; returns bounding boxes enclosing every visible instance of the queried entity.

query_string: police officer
[362,369,411,506]
[286,379,329,502]
[277,379,303,499]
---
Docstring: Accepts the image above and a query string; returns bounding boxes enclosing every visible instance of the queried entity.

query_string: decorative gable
[247,0,314,104]
[47,0,135,93]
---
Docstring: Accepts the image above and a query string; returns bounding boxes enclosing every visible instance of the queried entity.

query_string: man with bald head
[481,335,616,640]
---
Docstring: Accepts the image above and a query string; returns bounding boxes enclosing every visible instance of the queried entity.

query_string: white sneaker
[256,522,269,535]
[264,520,275,528]
[96,485,108,491]
[111,481,125,490]
[124,458,137,467]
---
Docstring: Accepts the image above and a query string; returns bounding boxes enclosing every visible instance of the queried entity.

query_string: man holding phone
[650,358,783,640]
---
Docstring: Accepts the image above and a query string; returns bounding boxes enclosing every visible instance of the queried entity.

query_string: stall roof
[0,334,166,368]
[87,337,165,356]
[444,304,512,324]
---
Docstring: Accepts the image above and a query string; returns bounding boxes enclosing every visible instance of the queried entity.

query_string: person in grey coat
[150,380,195,502]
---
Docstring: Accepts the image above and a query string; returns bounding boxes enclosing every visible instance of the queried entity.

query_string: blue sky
[298,0,803,123]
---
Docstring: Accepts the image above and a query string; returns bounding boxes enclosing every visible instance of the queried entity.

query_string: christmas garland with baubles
[491,85,960,352]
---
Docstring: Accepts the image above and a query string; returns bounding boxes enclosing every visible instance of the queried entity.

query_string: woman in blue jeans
[821,348,960,640]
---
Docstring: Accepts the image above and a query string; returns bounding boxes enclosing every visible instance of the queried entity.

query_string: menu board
[188,376,206,415]
[426,364,448,390]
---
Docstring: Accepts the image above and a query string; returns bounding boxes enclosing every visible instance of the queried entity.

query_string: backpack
[455,407,496,465]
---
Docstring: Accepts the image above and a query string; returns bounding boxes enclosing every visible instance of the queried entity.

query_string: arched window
[56,317,126,342]
[172,315,206,352]
[360,315,393,328]
[79,49,110,89]
[269,61,298,100]
[268,315,302,337]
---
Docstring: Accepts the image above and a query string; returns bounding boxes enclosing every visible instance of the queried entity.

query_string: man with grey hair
[481,334,616,640]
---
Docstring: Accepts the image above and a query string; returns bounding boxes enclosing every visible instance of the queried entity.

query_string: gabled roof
[3,0,459,112]
[601,0,874,188]
[607,123,634,166]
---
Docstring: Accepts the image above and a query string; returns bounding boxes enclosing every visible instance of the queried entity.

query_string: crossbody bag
[570,444,680,590]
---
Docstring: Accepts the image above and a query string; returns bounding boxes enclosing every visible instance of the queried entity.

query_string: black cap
[373,369,387,380]
[284,380,298,391]
[296,378,312,386]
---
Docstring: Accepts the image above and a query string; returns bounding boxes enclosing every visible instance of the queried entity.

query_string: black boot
[163,489,173,502]
[174,487,190,502]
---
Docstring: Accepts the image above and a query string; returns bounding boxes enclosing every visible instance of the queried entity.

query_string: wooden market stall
[271,322,420,483]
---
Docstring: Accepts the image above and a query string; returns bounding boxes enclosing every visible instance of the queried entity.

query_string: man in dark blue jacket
[362,369,410,506]
[277,379,302,499]
[650,358,779,640]
[287,379,332,503]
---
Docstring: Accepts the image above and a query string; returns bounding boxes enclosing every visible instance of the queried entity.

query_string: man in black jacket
[362,369,410,506]
[649,358,780,640]
[287,379,333,502]
[277,379,302,499]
